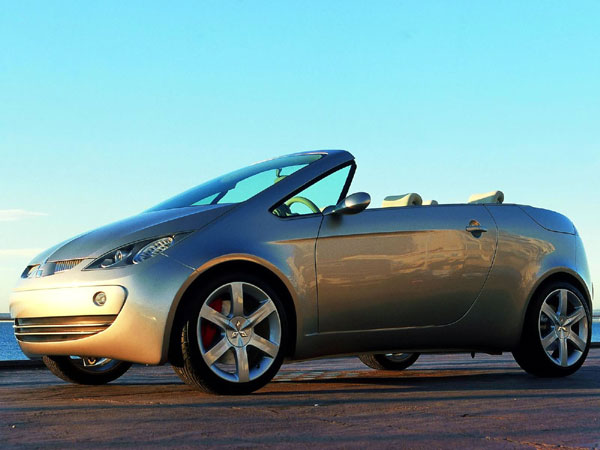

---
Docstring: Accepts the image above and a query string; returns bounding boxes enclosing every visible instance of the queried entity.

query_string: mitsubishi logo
[231,319,248,339]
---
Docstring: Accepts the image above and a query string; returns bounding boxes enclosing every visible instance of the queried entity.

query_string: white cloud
[0,209,47,222]
[0,248,43,257]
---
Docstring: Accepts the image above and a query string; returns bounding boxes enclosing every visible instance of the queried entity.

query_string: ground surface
[1,350,599,449]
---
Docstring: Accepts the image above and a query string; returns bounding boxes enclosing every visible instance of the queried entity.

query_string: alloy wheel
[70,356,120,372]
[197,282,282,383]
[538,288,589,367]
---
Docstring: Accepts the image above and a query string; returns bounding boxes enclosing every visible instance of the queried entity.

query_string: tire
[359,352,420,371]
[513,281,591,377]
[172,272,288,395]
[42,356,132,385]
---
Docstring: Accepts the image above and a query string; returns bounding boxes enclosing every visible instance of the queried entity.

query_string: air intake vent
[53,259,84,274]
[14,315,117,342]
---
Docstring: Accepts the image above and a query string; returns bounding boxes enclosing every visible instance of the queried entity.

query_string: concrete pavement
[1,350,599,448]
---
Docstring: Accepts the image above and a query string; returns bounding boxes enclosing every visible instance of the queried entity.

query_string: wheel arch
[165,257,298,365]
[528,269,592,311]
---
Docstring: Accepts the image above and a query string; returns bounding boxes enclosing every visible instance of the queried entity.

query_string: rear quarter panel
[575,231,593,309]
[457,204,578,350]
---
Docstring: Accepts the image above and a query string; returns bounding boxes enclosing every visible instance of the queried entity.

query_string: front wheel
[359,352,420,371]
[172,272,288,395]
[513,281,591,377]
[42,356,132,385]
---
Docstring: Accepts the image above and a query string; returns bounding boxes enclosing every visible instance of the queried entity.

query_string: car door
[316,204,497,332]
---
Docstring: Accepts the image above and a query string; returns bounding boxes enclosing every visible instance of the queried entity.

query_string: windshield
[148,154,323,211]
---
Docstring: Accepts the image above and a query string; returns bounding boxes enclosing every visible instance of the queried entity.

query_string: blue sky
[1,1,599,312]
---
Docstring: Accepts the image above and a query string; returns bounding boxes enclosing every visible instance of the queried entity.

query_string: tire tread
[358,353,420,371]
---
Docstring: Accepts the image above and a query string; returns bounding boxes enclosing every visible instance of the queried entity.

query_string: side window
[273,166,352,217]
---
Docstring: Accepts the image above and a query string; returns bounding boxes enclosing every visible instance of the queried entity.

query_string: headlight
[85,233,189,270]
[133,236,174,264]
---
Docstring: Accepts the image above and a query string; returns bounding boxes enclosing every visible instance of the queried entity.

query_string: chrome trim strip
[15,331,99,336]
[13,314,117,343]
[13,322,114,329]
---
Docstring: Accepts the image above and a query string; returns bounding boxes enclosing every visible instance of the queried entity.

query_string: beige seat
[382,193,422,207]
[423,200,438,205]
[468,190,504,204]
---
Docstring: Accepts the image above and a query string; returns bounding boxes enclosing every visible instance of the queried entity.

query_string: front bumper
[9,254,193,364]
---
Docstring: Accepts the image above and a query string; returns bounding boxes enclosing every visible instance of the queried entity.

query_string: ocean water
[1,321,28,360]
[1,320,599,361]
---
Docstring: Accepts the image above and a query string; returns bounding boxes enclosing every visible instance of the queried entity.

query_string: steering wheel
[285,196,320,214]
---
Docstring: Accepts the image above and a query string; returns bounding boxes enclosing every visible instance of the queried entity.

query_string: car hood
[29,204,235,264]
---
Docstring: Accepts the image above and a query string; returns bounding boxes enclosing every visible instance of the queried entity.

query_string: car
[10,150,594,394]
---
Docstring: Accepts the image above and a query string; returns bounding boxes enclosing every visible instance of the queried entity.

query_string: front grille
[53,259,84,274]
[14,315,117,343]
[21,264,39,278]
[21,259,85,278]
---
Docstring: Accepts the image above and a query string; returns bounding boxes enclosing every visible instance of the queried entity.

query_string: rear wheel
[172,272,288,394]
[359,352,420,371]
[42,356,132,385]
[513,281,591,377]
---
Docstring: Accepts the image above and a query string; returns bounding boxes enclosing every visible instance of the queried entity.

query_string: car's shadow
[3,351,599,410]
[270,367,600,393]
[2,363,599,414]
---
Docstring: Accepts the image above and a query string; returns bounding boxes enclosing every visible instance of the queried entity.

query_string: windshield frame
[268,161,356,218]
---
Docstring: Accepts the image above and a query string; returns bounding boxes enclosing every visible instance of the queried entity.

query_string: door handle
[465,220,487,233]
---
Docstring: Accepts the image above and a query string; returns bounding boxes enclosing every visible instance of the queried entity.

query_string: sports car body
[10,150,594,393]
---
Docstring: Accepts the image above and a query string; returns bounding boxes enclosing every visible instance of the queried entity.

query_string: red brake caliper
[201,299,223,348]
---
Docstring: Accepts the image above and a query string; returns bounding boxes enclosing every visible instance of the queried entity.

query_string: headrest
[422,200,438,206]
[468,190,504,204]
[382,193,423,207]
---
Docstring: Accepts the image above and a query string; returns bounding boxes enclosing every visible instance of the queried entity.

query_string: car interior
[380,190,504,208]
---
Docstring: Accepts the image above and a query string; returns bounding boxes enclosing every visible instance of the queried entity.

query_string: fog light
[93,291,107,306]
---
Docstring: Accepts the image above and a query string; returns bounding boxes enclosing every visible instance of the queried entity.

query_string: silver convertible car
[10,150,594,394]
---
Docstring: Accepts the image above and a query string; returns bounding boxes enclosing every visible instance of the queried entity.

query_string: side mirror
[325,192,371,216]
